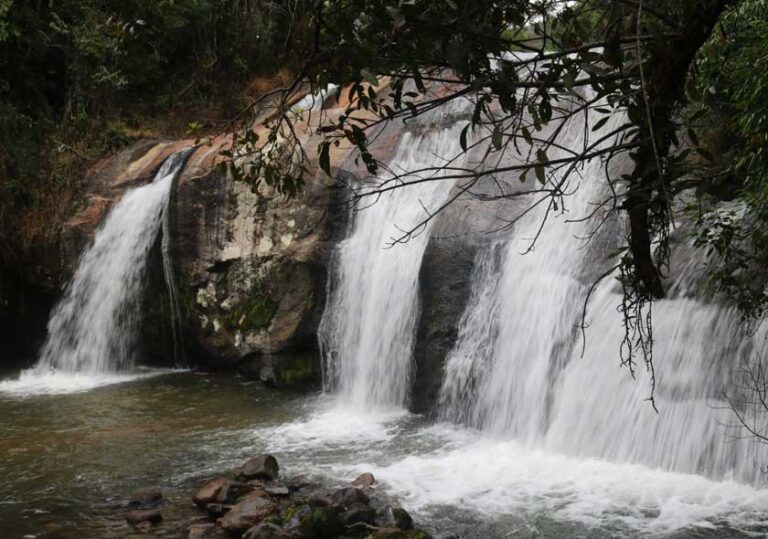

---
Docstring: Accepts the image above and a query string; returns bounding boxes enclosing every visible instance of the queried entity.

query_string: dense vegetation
[0,0,310,259]
[688,0,768,320]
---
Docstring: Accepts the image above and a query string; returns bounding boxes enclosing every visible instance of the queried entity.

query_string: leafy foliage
[688,0,768,319]
[0,0,311,260]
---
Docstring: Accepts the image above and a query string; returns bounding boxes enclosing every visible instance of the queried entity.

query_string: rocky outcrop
[171,144,348,370]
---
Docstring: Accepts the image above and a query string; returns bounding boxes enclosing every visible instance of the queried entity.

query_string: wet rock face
[172,149,350,368]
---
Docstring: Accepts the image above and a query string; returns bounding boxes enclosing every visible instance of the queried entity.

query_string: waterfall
[162,172,185,365]
[436,100,767,485]
[319,103,469,411]
[438,101,624,439]
[35,150,190,374]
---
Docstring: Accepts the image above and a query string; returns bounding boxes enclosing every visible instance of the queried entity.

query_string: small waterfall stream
[35,150,190,375]
[320,102,469,411]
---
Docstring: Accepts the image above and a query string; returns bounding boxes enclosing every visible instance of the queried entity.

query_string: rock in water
[242,522,289,539]
[264,485,290,498]
[340,502,376,526]
[392,507,414,530]
[217,497,279,534]
[235,455,280,481]
[126,509,162,525]
[352,472,376,488]
[330,487,370,508]
[302,507,343,538]
[128,487,162,508]
[193,477,252,506]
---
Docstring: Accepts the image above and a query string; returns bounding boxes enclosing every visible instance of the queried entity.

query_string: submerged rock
[217,497,279,534]
[340,502,376,526]
[392,507,414,530]
[126,508,162,525]
[193,477,252,506]
[235,455,280,481]
[330,487,370,509]
[300,506,343,538]
[128,487,163,508]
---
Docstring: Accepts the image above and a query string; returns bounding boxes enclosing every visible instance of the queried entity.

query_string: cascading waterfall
[436,97,768,485]
[35,150,191,374]
[542,246,768,485]
[319,102,469,411]
[439,101,625,439]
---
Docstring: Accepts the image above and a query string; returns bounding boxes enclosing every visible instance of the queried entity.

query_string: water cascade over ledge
[319,100,470,412]
[0,150,191,394]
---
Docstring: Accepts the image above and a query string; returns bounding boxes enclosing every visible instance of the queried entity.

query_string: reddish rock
[193,477,252,507]
[352,472,376,487]
[217,497,279,534]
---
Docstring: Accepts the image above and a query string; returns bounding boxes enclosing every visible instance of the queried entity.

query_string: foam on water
[0,368,182,397]
[261,397,409,451]
[324,424,768,535]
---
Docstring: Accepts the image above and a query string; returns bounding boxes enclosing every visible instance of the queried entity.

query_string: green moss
[278,353,318,386]
[226,295,279,332]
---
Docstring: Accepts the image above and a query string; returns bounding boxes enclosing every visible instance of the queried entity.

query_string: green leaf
[360,68,379,87]
[535,165,546,184]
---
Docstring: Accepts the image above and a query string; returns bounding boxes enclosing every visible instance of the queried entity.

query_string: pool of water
[1,370,767,538]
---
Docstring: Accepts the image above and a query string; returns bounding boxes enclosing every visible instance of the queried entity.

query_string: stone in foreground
[235,455,280,481]
[217,497,279,534]
[193,477,252,506]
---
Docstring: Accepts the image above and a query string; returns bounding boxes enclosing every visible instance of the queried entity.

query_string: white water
[310,85,768,533]
[434,100,768,486]
[439,103,625,439]
[319,103,469,411]
[1,151,190,395]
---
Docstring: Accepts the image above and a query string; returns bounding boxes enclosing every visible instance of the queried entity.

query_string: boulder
[217,497,279,534]
[282,503,312,532]
[299,507,343,539]
[238,489,271,502]
[392,507,414,530]
[126,509,162,525]
[340,502,376,527]
[242,522,289,539]
[330,487,369,509]
[264,485,290,498]
[173,144,351,369]
[351,473,376,488]
[235,455,280,481]
[128,487,163,508]
[193,477,252,507]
